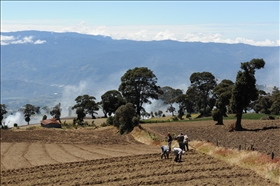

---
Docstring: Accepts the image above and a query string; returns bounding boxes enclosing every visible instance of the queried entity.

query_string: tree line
[1,58,280,133]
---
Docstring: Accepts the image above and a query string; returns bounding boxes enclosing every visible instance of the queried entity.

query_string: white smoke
[143,99,179,117]
[3,111,47,128]
[4,112,26,128]
[57,81,88,117]
[4,112,25,128]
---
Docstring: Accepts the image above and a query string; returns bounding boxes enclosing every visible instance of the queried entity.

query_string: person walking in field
[167,132,173,152]
[160,145,170,159]
[176,133,184,150]
[173,147,185,162]
[183,133,189,151]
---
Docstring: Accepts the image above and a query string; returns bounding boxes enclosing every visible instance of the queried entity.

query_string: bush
[132,116,140,126]
[106,116,114,125]
[186,113,191,118]
[26,126,37,130]
[172,116,178,121]
[42,115,47,120]
[114,103,137,134]
[101,122,110,127]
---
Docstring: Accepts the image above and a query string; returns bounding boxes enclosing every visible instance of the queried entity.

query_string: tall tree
[72,95,99,119]
[159,86,183,116]
[189,72,217,116]
[185,86,200,113]
[212,79,234,125]
[230,58,265,131]
[0,104,8,124]
[100,90,126,117]
[118,67,162,116]
[19,104,38,125]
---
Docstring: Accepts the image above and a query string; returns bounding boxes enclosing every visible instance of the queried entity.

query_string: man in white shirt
[183,134,189,151]
[173,147,185,162]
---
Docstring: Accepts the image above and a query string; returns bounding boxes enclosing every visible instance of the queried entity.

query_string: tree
[113,103,139,134]
[270,86,280,115]
[1,104,8,124]
[100,90,126,117]
[189,72,217,116]
[75,108,86,122]
[230,58,265,131]
[159,86,183,116]
[19,104,38,125]
[185,84,201,113]
[212,79,234,125]
[140,111,150,119]
[252,90,271,114]
[42,106,51,115]
[72,95,99,119]
[175,94,187,119]
[157,110,163,117]
[118,67,162,116]
[50,103,62,123]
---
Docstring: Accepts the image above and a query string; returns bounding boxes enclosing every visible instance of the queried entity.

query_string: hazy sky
[1,1,279,46]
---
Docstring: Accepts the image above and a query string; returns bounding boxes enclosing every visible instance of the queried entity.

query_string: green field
[141,113,279,123]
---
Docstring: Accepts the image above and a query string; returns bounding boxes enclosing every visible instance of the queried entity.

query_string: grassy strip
[141,113,279,123]
[191,140,280,184]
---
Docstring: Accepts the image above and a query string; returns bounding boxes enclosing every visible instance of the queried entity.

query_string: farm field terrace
[1,119,279,185]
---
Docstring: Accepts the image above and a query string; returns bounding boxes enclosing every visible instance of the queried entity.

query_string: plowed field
[1,119,279,185]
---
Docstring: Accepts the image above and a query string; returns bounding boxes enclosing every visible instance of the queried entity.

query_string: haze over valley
[1,31,279,119]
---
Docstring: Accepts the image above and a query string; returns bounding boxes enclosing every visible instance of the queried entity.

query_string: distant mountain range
[1,30,279,111]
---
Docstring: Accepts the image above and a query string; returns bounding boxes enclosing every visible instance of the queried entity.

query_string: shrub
[100,122,110,127]
[42,115,47,120]
[172,116,178,121]
[26,126,37,130]
[114,103,137,134]
[106,116,114,125]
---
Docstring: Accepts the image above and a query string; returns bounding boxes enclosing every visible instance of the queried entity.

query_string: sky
[1,1,279,46]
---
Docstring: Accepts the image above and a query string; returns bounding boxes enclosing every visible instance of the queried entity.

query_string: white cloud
[34,39,46,44]
[1,21,279,46]
[153,30,176,41]
[1,35,46,45]
[1,35,15,45]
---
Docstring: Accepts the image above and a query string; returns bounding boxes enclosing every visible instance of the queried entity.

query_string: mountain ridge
[1,30,279,109]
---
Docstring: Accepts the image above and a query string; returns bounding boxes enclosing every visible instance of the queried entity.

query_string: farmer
[160,145,170,159]
[167,132,173,152]
[183,133,189,151]
[176,133,184,150]
[173,147,185,162]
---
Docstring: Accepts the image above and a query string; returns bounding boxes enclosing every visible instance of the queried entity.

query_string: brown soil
[141,119,280,160]
[1,119,279,185]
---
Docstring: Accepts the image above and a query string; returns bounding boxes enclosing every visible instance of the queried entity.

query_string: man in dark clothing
[177,133,184,150]
[167,132,173,152]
